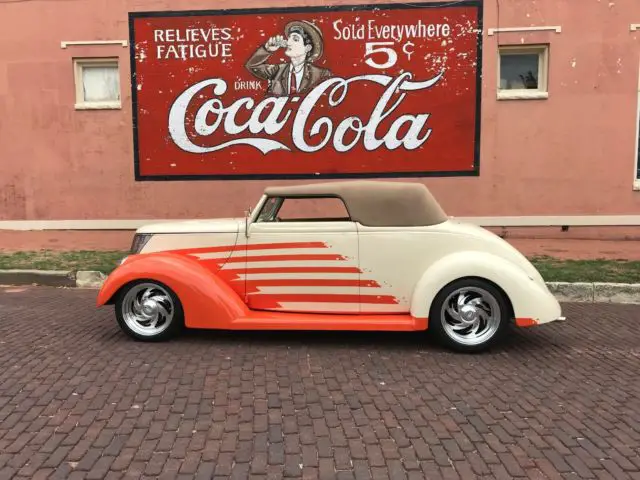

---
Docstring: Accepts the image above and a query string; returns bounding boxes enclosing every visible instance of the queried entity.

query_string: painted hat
[284,20,324,62]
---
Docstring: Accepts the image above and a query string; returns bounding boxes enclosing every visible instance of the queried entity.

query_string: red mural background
[130,2,482,179]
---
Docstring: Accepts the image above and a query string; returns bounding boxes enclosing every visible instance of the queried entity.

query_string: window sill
[75,102,121,110]
[497,91,549,101]
[633,180,640,191]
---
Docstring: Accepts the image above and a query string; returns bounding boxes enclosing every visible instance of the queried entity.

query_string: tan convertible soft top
[263,180,448,227]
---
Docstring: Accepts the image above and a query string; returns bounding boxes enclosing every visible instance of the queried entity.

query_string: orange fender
[96,252,249,329]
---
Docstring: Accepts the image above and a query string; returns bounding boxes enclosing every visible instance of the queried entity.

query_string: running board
[229,312,428,331]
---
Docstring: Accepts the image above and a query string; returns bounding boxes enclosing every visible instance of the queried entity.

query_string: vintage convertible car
[97,181,565,352]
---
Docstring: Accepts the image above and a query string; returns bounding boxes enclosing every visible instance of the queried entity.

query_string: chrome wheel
[121,283,174,337]
[440,286,501,346]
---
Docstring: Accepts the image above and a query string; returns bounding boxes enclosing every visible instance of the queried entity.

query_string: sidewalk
[1,229,639,260]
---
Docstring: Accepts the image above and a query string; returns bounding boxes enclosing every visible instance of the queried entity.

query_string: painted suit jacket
[245,46,332,96]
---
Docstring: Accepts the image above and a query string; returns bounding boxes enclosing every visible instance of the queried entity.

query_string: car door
[243,195,360,314]
[356,225,427,314]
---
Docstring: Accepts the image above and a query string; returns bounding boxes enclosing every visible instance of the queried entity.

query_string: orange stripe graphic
[248,294,399,309]
[223,254,348,264]
[243,279,379,293]
[172,241,328,255]
[165,241,398,309]
[222,266,362,274]
[213,266,363,284]
[246,279,378,287]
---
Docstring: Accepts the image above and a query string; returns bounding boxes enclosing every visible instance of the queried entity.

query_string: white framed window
[497,45,549,100]
[73,58,121,110]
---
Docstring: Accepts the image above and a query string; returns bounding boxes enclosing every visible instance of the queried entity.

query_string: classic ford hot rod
[97,181,565,352]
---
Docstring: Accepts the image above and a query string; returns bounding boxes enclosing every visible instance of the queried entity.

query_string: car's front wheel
[114,280,184,341]
[429,278,511,353]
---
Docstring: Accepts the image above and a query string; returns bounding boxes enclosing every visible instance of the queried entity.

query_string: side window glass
[276,197,350,222]
[256,197,280,222]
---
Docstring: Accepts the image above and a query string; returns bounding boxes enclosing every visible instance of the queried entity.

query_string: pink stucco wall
[1,0,639,221]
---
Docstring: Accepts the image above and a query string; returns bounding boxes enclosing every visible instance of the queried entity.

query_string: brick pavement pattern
[0,286,639,480]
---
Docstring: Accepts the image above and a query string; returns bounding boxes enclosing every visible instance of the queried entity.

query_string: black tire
[428,278,511,353]
[114,279,184,342]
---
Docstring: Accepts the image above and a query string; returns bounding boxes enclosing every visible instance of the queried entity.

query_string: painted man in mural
[245,20,333,96]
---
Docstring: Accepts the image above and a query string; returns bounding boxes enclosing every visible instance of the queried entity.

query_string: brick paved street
[0,286,639,480]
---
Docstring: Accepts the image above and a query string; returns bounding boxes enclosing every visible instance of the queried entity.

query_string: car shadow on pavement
[175,324,561,355]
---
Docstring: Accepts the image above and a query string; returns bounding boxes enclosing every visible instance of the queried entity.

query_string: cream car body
[102,181,564,352]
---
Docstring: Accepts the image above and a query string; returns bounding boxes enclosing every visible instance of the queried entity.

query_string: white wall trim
[497,91,549,101]
[631,24,640,32]
[635,60,640,190]
[487,26,562,36]
[2,216,640,231]
[61,40,128,49]
[0,220,175,231]
[453,216,640,227]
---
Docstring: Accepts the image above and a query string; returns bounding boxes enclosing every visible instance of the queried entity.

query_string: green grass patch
[0,250,639,283]
[529,255,640,283]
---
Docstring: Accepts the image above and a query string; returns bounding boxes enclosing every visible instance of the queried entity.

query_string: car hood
[136,218,243,234]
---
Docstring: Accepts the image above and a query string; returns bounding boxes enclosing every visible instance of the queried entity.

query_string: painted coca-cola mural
[129,2,482,180]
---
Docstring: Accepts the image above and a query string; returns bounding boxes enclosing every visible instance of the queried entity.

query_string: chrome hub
[459,304,478,323]
[121,283,174,337]
[142,300,158,316]
[440,286,501,346]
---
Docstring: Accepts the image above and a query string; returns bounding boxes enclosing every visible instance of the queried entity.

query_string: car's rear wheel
[429,278,510,353]
[114,280,184,341]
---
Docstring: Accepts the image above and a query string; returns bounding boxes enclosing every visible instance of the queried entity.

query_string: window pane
[500,53,539,90]
[257,197,280,222]
[82,65,120,102]
[276,198,350,222]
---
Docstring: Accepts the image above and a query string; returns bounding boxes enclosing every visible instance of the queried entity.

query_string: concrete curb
[546,282,640,304]
[0,269,77,288]
[0,269,105,289]
[75,270,108,289]
[0,270,639,305]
